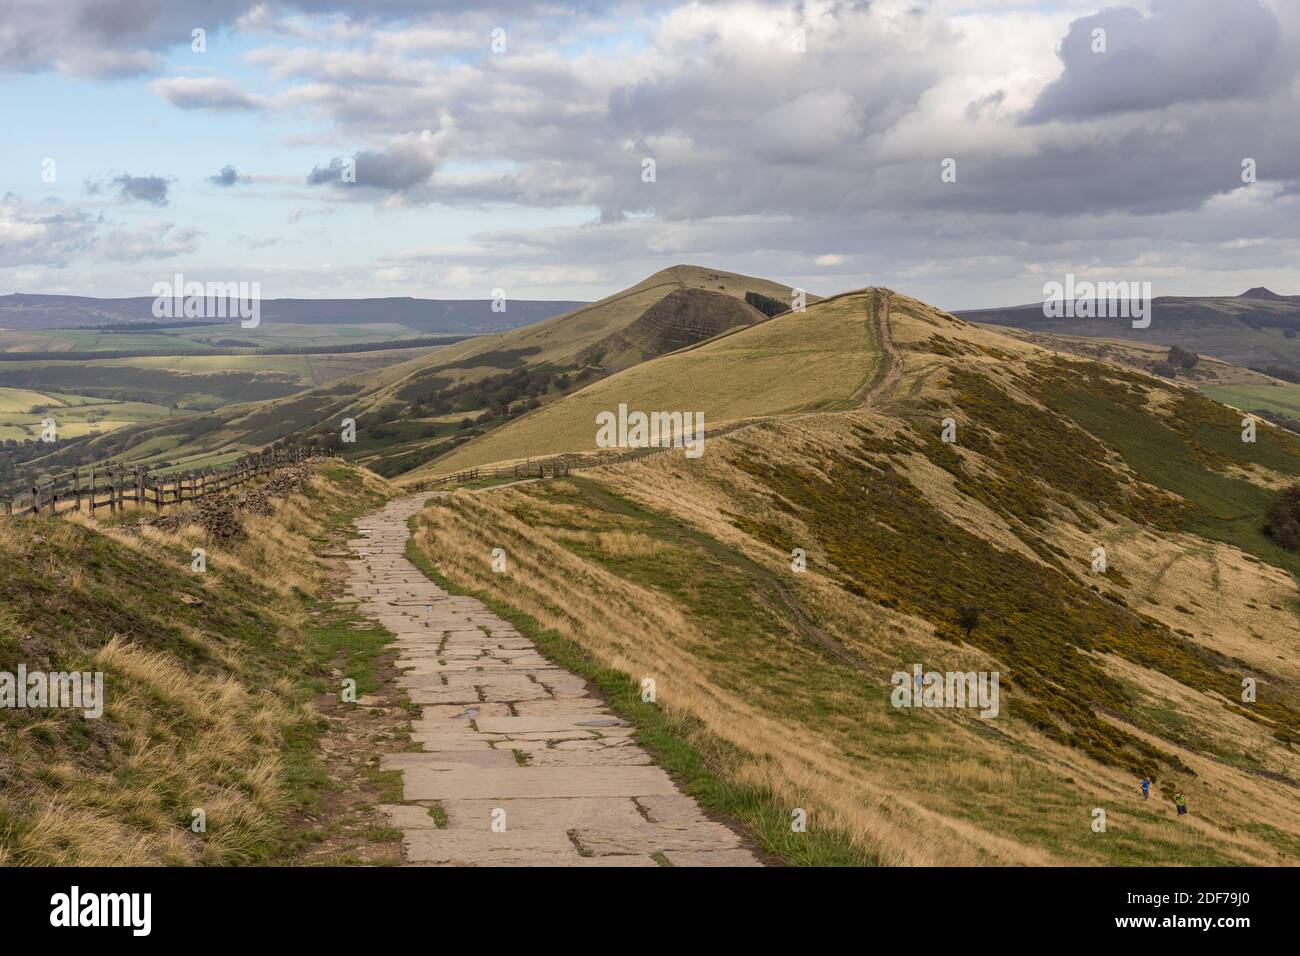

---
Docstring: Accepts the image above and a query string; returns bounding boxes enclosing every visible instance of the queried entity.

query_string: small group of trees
[1151,345,1200,379]
[1263,483,1300,551]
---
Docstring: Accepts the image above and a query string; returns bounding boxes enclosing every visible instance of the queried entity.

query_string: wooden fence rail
[411,416,769,493]
[412,442,687,492]
[412,457,577,492]
[2,445,327,519]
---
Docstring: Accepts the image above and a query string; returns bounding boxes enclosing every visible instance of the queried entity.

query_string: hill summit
[1240,286,1289,300]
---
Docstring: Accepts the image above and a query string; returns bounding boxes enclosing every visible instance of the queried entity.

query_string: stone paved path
[347,494,763,867]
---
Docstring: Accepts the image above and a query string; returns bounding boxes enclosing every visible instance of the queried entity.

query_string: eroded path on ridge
[346,493,763,867]
[863,289,902,407]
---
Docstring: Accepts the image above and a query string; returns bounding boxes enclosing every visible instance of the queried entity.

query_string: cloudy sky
[2,0,1298,309]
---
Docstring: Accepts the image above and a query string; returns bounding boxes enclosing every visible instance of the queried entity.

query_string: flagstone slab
[578,823,744,856]
[526,748,653,767]
[441,797,649,830]
[404,766,681,800]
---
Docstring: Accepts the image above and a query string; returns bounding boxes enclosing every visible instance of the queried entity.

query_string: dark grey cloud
[1024,0,1292,123]
[109,174,171,206]
[307,158,352,186]
[308,152,428,191]
[965,89,1005,122]
[0,0,242,76]
[307,127,446,192]
[209,165,242,187]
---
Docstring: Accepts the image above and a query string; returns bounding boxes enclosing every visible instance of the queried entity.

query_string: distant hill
[957,288,1300,372]
[1240,287,1298,302]
[0,293,588,333]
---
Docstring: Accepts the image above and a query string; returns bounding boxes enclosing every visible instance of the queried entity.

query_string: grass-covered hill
[405,291,876,477]
[576,287,768,374]
[408,288,1300,865]
[7,266,810,482]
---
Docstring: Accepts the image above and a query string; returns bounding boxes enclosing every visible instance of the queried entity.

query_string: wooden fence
[3,445,324,519]
[415,457,574,490]
[412,436,715,491]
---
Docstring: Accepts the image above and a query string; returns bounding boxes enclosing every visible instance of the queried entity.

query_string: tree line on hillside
[744,291,790,318]
[1251,364,1300,383]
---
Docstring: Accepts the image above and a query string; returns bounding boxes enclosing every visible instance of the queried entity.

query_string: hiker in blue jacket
[1140,777,1150,800]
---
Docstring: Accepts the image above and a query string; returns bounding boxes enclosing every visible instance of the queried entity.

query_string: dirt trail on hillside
[644,288,901,446]
[863,289,902,406]
[346,493,763,867]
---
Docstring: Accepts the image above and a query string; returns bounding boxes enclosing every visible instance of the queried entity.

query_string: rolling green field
[0,342,453,414]
[1204,382,1300,420]
[0,386,172,441]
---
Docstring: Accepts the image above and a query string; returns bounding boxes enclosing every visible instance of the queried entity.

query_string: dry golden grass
[409,294,1299,864]
[416,444,1299,864]
[415,485,1057,865]
[0,462,392,866]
